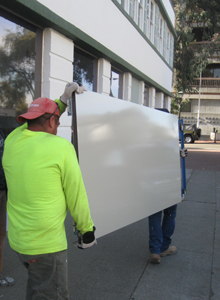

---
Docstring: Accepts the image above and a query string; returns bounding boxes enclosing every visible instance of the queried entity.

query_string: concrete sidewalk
[1,168,220,300]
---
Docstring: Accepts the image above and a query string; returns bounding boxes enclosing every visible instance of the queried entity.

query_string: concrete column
[155,92,164,108]
[149,87,156,108]
[42,28,73,99]
[123,72,132,101]
[164,96,171,112]
[97,58,111,95]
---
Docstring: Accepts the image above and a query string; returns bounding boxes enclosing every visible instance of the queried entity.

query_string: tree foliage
[171,0,220,115]
[0,26,35,116]
[73,50,94,90]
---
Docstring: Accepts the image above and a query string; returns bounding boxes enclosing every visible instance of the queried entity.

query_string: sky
[0,16,16,46]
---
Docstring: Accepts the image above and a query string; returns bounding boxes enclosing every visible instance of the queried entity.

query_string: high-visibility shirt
[2,99,94,255]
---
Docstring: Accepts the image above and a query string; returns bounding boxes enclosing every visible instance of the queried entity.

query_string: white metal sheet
[58,92,181,238]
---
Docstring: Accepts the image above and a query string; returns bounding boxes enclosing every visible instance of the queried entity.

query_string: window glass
[149,1,154,41]
[117,0,124,7]
[144,85,149,106]
[181,101,191,112]
[73,48,97,92]
[129,0,135,19]
[169,35,174,67]
[131,77,140,104]
[159,17,163,54]
[110,71,119,98]
[154,5,159,49]
[163,21,167,57]
[0,16,36,136]
[138,0,143,28]
[166,31,170,62]
[143,0,150,37]
[203,65,220,78]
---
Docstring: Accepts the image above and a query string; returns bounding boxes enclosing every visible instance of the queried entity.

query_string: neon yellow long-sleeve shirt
[2,99,94,255]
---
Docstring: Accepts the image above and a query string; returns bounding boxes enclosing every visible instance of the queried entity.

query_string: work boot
[149,254,161,264]
[160,246,177,257]
[0,274,15,287]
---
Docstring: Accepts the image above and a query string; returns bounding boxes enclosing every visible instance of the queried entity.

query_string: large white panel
[58,92,181,238]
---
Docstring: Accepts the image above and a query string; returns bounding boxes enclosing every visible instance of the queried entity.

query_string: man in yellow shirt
[3,82,96,300]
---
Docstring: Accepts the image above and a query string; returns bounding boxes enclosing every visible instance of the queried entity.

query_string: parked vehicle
[183,124,201,143]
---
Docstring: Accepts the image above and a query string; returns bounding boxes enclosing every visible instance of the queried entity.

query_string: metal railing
[192,77,220,88]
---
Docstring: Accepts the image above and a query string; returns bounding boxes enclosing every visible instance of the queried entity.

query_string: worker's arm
[61,142,96,248]
[54,82,87,117]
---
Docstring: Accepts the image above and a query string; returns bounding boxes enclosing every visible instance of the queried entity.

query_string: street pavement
[1,138,220,300]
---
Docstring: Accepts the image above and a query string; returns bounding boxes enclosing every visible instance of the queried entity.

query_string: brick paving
[185,140,220,171]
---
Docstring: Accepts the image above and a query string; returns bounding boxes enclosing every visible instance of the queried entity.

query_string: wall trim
[0,0,173,97]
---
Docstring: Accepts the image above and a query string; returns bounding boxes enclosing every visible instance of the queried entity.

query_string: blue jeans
[18,250,69,300]
[148,204,177,254]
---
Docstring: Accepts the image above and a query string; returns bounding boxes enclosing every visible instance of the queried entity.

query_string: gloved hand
[77,226,97,249]
[180,148,187,158]
[60,82,87,105]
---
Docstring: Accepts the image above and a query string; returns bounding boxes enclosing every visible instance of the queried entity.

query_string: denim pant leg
[161,204,177,253]
[148,210,163,254]
[18,250,69,300]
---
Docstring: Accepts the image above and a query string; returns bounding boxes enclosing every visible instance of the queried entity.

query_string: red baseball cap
[17,97,60,123]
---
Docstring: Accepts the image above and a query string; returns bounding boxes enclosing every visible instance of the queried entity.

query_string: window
[149,1,154,42]
[138,0,143,29]
[144,85,149,106]
[203,64,220,78]
[131,77,141,104]
[143,0,150,37]
[154,4,159,49]
[159,17,163,54]
[73,48,97,92]
[129,0,135,19]
[110,68,123,99]
[169,35,174,67]
[181,101,191,112]
[110,71,119,98]
[163,21,167,58]
[0,15,38,133]
[117,0,125,9]
[166,31,170,62]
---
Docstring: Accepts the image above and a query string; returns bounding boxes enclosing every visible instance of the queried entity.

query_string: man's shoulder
[49,134,73,149]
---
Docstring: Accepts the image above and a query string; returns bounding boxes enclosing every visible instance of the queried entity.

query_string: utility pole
[178,91,183,120]
[197,68,202,128]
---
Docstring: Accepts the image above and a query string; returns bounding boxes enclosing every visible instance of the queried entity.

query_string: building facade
[180,47,220,136]
[0,0,175,121]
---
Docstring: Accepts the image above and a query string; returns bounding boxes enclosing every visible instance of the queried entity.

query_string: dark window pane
[110,71,119,98]
[0,16,36,136]
[73,49,96,92]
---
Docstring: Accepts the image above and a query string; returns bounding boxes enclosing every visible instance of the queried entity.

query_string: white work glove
[180,148,187,158]
[77,226,97,250]
[60,82,87,105]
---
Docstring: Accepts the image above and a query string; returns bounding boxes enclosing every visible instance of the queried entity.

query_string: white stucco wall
[162,0,175,25]
[42,28,73,99]
[37,0,173,93]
